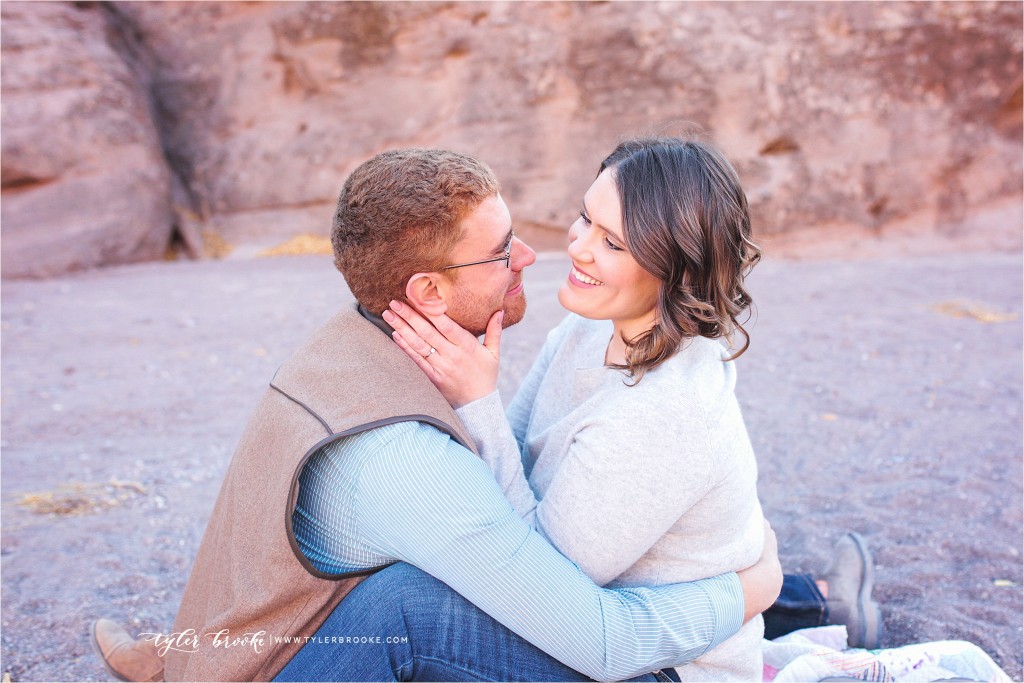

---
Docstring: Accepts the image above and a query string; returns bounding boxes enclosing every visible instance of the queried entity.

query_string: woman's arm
[504,318,563,448]
[453,317,569,516]
[455,390,539,518]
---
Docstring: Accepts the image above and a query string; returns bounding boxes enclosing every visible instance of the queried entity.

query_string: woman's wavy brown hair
[601,136,761,383]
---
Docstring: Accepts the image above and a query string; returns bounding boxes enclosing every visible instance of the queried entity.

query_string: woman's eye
[579,210,592,226]
[604,237,623,251]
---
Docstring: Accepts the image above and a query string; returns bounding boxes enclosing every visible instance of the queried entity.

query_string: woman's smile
[569,265,604,287]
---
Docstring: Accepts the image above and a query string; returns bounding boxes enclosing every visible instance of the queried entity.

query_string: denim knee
[352,562,450,623]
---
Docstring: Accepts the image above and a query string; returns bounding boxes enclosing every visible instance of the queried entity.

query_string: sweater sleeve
[456,390,539,519]
[536,402,718,586]
[506,315,566,449]
[454,316,568,518]
[351,423,744,680]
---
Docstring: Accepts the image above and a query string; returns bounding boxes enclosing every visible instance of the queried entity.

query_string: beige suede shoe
[822,532,882,649]
[89,619,164,682]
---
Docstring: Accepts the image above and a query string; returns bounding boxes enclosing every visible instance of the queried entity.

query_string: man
[92,149,877,682]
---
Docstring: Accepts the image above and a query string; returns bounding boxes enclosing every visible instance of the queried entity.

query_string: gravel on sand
[1,250,1021,680]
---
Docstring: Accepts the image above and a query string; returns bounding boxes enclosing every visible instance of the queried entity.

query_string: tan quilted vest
[164,306,477,681]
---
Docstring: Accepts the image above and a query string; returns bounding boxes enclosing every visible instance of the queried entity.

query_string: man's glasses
[442,231,514,270]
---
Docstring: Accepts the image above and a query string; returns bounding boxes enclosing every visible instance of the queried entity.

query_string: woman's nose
[566,219,590,261]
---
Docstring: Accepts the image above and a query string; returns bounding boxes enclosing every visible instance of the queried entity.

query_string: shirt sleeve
[352,422,744,681]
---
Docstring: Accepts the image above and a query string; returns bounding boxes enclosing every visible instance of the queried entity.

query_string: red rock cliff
[2,1,1021,276]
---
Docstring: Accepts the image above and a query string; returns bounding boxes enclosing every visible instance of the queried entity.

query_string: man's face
[439,193,536,336]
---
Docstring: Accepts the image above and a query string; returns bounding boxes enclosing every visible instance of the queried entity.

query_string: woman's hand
[383,300,504,409]
[736,520,783,623]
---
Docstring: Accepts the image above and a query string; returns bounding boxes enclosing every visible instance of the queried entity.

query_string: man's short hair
[331,149,500,314]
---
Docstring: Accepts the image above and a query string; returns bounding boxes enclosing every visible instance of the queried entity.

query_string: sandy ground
[1,248,1021,681]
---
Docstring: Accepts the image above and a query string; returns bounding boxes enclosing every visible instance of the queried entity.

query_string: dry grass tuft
[258,234,332,257]
[17,479,146,517]
[202,231,234,259]
[931,300,1018,324]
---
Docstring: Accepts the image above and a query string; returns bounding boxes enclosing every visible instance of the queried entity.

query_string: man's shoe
[822,532,882,649]
[89,619,164,682]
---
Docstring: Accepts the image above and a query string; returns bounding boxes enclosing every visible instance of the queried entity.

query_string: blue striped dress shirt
[292,420,744,681]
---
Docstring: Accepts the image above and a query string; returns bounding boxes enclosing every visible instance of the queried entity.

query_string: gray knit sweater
[457,313,765,681]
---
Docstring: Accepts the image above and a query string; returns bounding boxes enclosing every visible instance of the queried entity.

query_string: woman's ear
[405,272,450,316]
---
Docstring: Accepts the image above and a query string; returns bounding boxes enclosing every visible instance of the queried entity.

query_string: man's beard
[450,288,527,337]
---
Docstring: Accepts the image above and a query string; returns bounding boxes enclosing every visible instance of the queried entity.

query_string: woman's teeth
[572,267,604,286]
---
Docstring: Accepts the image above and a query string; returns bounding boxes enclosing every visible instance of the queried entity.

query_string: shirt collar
[357,304,395,337]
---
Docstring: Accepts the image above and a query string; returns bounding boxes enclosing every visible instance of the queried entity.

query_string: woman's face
[557,168,661,339]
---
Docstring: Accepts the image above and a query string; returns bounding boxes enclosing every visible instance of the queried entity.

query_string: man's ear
[405,272,451,316]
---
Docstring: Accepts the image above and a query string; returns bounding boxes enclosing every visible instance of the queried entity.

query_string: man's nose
[511,236,536,271]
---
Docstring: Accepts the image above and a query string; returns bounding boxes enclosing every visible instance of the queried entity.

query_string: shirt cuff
[702,572,746,652]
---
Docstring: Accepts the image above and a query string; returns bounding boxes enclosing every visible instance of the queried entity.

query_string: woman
[388,136,766,680]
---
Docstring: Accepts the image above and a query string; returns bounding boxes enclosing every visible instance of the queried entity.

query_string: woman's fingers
[430,310,477,348]
[383,301,437,344]
[482,310,504,360]
[382,305,442,358]
[391,328,439,379]
[382,300,500,408]
[389,299,478,348]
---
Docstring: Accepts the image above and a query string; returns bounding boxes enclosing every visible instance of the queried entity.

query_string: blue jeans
[274,563,680,682]
[763,573,828,639]
[275,564,826,682]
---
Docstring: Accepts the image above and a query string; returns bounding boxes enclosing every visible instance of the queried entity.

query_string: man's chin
[501,294,527,328]
[451,293,526,337]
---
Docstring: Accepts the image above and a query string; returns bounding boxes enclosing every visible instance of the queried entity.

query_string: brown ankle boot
[89,619,164,682]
